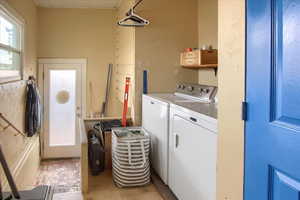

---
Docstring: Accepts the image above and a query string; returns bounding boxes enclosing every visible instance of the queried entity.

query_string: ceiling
[34,0,122,9]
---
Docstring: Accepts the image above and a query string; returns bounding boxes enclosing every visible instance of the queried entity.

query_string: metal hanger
[118,0,150,27]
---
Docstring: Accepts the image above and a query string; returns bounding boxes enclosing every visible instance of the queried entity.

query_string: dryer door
[169,111,217,200]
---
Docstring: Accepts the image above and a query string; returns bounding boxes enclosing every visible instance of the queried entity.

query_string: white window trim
[0,1,25,84]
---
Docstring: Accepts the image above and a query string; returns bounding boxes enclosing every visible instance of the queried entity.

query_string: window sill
[0,75,22,84]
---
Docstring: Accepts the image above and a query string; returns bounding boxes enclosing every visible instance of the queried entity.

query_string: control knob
[187,86,194,92]
[177,84,185,89]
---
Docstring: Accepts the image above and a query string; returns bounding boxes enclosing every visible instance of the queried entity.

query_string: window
[0,3,24,83]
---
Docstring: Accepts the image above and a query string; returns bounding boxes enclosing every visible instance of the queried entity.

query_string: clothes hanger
[118,0,150,27]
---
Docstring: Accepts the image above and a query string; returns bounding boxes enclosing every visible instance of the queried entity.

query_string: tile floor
[36,159,163,200]
[86,170,163,200]
[35,159,81,193]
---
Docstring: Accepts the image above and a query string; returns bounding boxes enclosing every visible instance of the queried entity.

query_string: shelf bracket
[214,68,218,76]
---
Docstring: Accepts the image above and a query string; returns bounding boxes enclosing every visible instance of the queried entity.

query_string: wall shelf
[182,64,218,69]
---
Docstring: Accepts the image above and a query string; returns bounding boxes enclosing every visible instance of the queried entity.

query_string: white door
[42,62,85,158]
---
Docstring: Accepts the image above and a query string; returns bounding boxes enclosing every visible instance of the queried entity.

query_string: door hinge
[242,101,248,121]
[42,72,45,80]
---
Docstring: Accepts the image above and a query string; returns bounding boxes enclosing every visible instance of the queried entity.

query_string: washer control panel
[176,83,217,102]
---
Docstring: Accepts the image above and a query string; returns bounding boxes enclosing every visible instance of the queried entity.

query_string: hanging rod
[0,113,26,137]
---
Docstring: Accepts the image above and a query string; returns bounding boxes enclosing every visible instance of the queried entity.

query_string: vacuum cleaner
[0,144,54,200]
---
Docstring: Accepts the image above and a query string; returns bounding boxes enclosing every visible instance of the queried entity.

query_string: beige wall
[198,69,218,86]
[37,8,116,117]
[0,0,39,190]
[134,0,199,124]
[109,0,136,118]
[112,0,199,124]
[217,0,245,199]
[198,0,218,48]
[198,0,218,86]
[136,0,199,93]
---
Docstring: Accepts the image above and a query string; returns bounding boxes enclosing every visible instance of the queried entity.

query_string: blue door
[245,0,300,199]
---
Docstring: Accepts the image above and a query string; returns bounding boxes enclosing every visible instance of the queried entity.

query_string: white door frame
[38,58,87,159]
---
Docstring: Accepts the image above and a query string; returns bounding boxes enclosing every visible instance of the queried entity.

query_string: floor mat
[35,159,81,194]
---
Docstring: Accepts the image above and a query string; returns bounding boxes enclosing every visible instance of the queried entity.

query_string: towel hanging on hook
[118,0,150,27]
[25,75,42,137]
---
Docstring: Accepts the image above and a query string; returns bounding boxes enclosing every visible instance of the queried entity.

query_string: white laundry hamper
[112,127,151,188]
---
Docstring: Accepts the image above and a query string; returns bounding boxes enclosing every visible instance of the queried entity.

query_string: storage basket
[112,127,151,188]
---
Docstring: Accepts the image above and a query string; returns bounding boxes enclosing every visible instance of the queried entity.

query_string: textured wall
[112,0,199,124]
[0,0,39,190]
[134,0,199,124]
[109,0,136,118]
[198,0,218,49]
[217,0,245,199]
[198,69,218,86]
[37,8,116,117]
[197,0,218,86]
